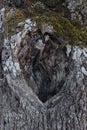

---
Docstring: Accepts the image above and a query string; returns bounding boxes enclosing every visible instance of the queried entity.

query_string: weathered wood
[0,2,87,129]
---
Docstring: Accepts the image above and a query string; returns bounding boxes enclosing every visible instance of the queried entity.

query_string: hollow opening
[18,33,69,103]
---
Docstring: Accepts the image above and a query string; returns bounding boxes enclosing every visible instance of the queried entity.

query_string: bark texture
[0,45,87,130]
[0,2,87,130]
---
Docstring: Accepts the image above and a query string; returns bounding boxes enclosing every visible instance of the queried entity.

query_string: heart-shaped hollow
[18,32,69,103]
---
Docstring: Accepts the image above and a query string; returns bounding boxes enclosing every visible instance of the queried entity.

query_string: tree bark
[0,60,86,130]
[0,36,87,130]
[0,5,87,130]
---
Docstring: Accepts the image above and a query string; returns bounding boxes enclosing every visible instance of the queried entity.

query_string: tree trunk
[0,55,86,130]
[0,5,87,130]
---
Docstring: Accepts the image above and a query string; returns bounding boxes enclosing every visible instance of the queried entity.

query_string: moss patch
[34,14,87,45]
[3,9,25,37]
[42,0,70,18]
[3,2,87,46]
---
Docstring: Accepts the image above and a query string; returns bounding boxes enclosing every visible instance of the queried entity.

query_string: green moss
[42,0,70,18]
[4,3,87,47]
[80,29,87,46]
[3,9,25,37]
[34,14,87,45]
[34,3,45,13]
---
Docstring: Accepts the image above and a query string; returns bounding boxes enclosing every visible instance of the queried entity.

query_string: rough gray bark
[0,36,87,130]
[0,4,87,130]
[0,52,87,130]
